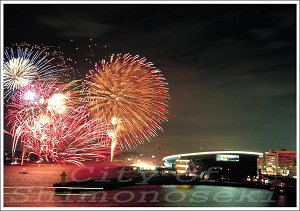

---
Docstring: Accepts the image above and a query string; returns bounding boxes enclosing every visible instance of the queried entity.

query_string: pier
[53,175,296,196]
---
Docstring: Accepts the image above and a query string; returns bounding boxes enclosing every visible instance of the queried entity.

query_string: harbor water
[3,162,297,207]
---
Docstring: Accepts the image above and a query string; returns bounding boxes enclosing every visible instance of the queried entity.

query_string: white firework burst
[3,48,62,100]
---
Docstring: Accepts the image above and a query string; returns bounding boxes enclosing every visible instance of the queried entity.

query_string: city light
[163,151,263,161]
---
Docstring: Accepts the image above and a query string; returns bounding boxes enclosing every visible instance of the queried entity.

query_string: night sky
[3,3,297,154]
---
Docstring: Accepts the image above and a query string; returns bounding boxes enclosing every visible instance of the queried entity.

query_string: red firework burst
[6,80,110,166]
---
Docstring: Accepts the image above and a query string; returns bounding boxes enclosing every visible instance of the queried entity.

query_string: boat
[19,168,28,174]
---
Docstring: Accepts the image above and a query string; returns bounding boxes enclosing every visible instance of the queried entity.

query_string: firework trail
[6,79,112,166]
[5,42,80,81]
[83,53,170,160]
[6,80,82,158]
[30,107,109,166]
[8,107,110,166]
[3,47,64,100]
[45,108,110,166]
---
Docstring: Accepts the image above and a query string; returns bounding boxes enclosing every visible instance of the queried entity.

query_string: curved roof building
[163,150,263,180]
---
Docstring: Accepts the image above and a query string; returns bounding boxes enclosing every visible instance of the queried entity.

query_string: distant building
[259,149,297,178]
[162,150,263,180]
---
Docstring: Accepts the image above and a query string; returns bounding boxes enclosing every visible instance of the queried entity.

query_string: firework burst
[6,80,83,157]
[5,42,80,82]
[6,78,114,166]
[3,48,63,100]
[27,107,110,166]
[83,53,170,157]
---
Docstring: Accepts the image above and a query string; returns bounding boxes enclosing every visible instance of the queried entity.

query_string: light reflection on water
[4,163,296,207]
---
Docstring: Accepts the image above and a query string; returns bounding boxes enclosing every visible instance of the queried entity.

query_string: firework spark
[6,80,83,159]
[6,78,116,166]
[3,48,63,100]
[6,42,80,81]
[83,53,170,158]
[28,107,110,166]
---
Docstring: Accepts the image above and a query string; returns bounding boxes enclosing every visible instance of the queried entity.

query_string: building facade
[162,150,263,180]
[259,149,297,178]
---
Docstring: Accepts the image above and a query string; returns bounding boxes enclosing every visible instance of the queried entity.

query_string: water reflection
[4,163,296,207]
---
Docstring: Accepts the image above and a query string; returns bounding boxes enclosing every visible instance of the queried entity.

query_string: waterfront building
[259,149,297,178]
[162,150,263,180]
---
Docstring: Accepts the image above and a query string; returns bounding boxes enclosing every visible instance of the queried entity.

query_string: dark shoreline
[53,175,296,196]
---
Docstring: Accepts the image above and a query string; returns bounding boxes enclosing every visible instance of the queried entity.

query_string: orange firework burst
[83,53,170,151]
